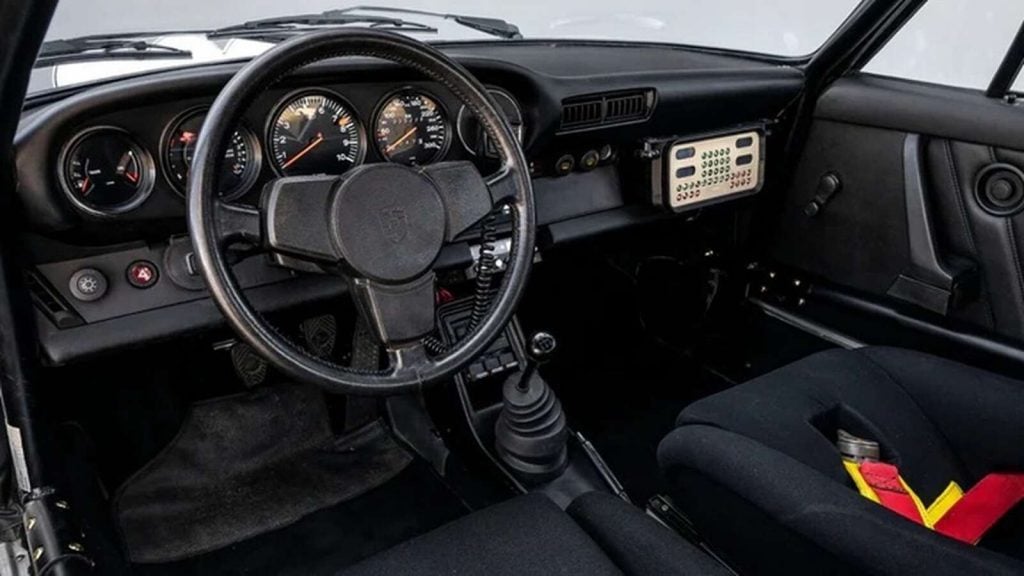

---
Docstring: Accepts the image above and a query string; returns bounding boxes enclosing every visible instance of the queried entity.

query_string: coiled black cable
[422,205,504,356]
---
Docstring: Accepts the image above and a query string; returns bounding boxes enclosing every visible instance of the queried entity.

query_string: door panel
[772,74,1024,343]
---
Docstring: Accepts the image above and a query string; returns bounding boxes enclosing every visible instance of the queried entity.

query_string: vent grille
[560,90,655,131]
[561,99,604,130]
[26,271,82,328]
[605,93,649,122]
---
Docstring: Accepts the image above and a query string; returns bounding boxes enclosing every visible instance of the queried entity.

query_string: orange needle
[81,176,91,194]
[386,127,418,154]
[125,172,138,184]
[282,133,324,170]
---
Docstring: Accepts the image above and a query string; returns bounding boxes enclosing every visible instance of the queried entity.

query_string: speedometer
[374,90,450,166]
[269,91,366,176]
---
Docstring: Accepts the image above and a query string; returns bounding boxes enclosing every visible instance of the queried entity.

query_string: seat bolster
[657,424,1024,576]
[339,493,622,576]
[860,347,1024,475]
[567,492,732,576]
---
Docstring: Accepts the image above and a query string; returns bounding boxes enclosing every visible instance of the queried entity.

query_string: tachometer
[374,90,450,165]
[60,127,155,216]
[269,91,366,176]
[163,109,261,201]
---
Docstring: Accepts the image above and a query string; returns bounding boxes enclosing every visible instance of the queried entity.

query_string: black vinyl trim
[817,74,1024,151]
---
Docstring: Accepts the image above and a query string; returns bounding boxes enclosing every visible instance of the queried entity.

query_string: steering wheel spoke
[350,273,437,346]
[215,200,263,246]
[262,175,343,263]
[421,161,516,241]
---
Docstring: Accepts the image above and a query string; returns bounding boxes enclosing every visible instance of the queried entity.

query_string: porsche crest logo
[377,206,409,244]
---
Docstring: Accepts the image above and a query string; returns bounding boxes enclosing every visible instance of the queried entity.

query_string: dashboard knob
[68,268,108,302]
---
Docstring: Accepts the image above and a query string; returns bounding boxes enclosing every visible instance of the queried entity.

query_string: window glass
[864,0,1024,90]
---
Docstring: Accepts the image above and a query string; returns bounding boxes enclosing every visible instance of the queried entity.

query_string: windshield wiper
[36,35,193,68]
[207,12,438,41]
[334,6,522,39]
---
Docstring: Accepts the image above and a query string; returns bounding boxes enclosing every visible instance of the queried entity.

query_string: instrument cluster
[57,85,523,217]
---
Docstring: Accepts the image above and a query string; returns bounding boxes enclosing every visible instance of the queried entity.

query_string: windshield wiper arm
[333,6,522,39]
[207,12,437,40]
[37,35,193,68]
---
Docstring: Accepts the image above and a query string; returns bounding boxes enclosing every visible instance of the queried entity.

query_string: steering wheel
[187,30,535,395]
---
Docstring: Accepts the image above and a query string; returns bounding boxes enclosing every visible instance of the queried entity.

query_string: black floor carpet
[115,384,413,564]
[135,460,468,576]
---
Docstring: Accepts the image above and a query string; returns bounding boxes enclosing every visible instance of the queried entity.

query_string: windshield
[32,1,862,94]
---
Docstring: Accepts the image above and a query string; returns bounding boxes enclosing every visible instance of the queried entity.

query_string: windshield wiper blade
[37,35,193,68]
[207,12,437,40]
[334,6,522,39]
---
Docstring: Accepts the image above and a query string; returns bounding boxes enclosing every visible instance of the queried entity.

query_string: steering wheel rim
[187,29,535,395]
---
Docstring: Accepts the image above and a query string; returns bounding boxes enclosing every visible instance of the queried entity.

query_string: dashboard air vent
[560,89,655,131]
[26,271,83,329]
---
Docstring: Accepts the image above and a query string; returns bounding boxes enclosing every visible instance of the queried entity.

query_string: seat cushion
[658,347,1024,576]
[339,492,729,576]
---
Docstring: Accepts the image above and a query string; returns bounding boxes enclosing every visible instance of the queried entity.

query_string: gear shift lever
[494,332,569,484]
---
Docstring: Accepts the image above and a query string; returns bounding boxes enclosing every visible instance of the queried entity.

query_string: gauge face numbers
[375,91,450,165]
[165,110,259,201]
[62,129,154,215]
[269,92,365,176]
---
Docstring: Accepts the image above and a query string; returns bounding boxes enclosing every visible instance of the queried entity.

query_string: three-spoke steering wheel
[187,30,535,395]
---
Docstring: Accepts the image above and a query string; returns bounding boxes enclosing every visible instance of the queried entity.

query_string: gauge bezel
[58,126,157,218]
[372,86,453,166]
[265,88,368,177]
[457,87,525,157]
[160,106,263,203]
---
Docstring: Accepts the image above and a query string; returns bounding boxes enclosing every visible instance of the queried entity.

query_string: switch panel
[651,129,765,213]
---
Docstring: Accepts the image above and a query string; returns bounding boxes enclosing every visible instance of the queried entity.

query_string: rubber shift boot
[494,373,569,484]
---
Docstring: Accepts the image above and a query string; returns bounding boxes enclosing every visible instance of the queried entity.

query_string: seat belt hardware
[932,473,1024,544]
[845,459,1024,544]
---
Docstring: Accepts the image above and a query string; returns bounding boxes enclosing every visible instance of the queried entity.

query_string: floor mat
[135,461,469,576]
[115,384,413,564]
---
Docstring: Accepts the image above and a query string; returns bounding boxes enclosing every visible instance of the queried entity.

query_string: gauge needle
[282,133,324,170]
[386,127,418,154]
[80,176,91,195]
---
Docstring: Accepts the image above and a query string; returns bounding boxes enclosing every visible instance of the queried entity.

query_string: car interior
[1,0,1023,575]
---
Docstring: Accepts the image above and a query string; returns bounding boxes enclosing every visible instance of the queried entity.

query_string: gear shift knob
[528,332,557,362]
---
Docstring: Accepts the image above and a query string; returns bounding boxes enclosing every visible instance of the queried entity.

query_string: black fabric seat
[339,491,729,575]
[658,347,1024,576]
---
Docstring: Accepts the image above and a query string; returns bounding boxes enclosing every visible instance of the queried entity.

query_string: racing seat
[658,347,1024,576]
[339,491,729,575]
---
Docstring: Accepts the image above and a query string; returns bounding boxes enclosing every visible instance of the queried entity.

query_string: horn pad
[330,164,446,283]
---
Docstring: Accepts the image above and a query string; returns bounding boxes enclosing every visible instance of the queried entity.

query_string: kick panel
[649,129,765,212]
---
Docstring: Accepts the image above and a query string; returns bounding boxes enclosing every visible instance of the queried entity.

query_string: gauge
[374,90,450,165]
[163,109,261,202]
[60,127,155,216]
[268,91,366,176]
[457,88,525,159]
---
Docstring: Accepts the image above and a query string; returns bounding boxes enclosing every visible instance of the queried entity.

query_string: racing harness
[838,430,1024,545]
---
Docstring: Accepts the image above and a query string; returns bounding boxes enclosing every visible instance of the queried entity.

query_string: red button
[127,260,159,289]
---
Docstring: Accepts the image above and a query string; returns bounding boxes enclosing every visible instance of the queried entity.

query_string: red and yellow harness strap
[844,460,1024,544]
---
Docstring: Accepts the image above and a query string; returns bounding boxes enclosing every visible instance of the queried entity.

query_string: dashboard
[14,41,805,365]
[33,80,524,224]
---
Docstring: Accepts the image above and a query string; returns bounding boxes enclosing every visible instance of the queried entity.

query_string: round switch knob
[69,268,108,302]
